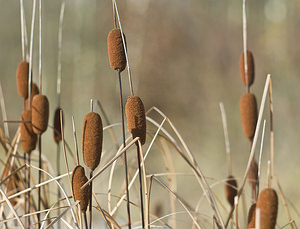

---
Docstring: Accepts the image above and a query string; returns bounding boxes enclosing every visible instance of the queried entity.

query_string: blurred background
[0,0,299,227]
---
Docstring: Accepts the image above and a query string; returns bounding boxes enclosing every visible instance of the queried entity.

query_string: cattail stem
[20,0,25,61]
[38,135,42,228]
[28,154,31,226]
[83,212,88,229]
[89,171,93,229]
[136,145,145,228]
[242,0,249,93]
[72,116,80,166]
[234,196,239,229]
[219,102,232,176]
[269,79,274,187]
[56,143,61,229]
[57,0,65,106]
[24,153,27,228]
[118,71,131,229]
[38,0,42,94]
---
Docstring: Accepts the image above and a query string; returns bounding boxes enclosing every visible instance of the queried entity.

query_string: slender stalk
[20,0,25,61]
[38,0,42,94]
[242,0,249,93]
[269,78,274,187]
[28,154,31,227]
[38,135,42,228]
[118,71,131,229]
[83,212,88,229]
[57,143,61,229]
[24,153,27,228]
[89,171,93,229]
[136,146,145,228]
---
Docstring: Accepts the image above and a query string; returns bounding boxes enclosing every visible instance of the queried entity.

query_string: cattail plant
[240,50,255,87]
[20,109,37,153]
[25,82,39,109]
[240,93,258,140]
[107,11,132,227]
[53,107,63,143]
[82,109,103,228]
[107,28,126,72]
[248,158,258,199]
[247,203,256,228]
[16,61,29,99]
[256,188,278,229]
[125,95,146,227]
[72,165,90,228]
[224,175,237,207]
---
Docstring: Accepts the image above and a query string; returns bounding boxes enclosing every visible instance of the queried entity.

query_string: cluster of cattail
[239,50,259,198]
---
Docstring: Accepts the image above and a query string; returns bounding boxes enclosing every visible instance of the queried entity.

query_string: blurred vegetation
[0,0,300,226]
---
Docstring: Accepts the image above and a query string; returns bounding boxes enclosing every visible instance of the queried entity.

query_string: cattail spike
[107,28,126,72]
[125,96,146,145]
[16,61,29,99]
[224,175,238,207]
[53,107,63,143]
[32,94,49,135]
[20,109,37,153]
[240,93,258,140]
[256,188,278,229]
[71,165,90,212]
[240,50,255,87]
[248,203,256,228]
[82,112,103,171]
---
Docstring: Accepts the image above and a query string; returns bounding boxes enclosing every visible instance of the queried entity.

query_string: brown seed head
[125,96,146,145]
[248,158,258,194]
[53,107,63,143]
[25,83,39,109]
[107,28,126,72]
[256,188,278,229]
[32,94,49,135]
[240,93,258,140]
[224,175,238,207]
[248,203,256,228]
[71,165,90,212]
[240,50,255,87]
[16,61,29,99]
[82,112,103,171]
[20,109,37,153]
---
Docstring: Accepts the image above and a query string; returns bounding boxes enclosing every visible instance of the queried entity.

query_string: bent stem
[118,70,131,229]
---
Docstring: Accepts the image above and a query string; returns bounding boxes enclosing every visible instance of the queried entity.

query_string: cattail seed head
[256,188,278,229]
[82,112,103,171]
[71,165,90,212]
[240,50,255,87]
[32,94,49,135]
[125,96,146,145]
[16,61,29,99]
[20,109,37,153]
[107,28,126,72]
[240,93,258,140]
[224,175,238,207]
[248,203,256,228]
[248,159,258,193]
[25,82,39,109]
[53,107,63,143]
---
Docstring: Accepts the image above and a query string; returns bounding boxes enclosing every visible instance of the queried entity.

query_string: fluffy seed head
[71,165,90,212]
[248,159,258,193]
[240,93,258,140]
[107,28,126,72]
[16,61,29,99]
[25,83,39,109]
[20,109,37,153]
[240,50,255,87]
[32,94,49,135]
[248,203,256,228]
[125,96,146,145]
[224,175,238,207]
[82,112,103,171]
[53,107,63,143]
[256,188,278,229]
